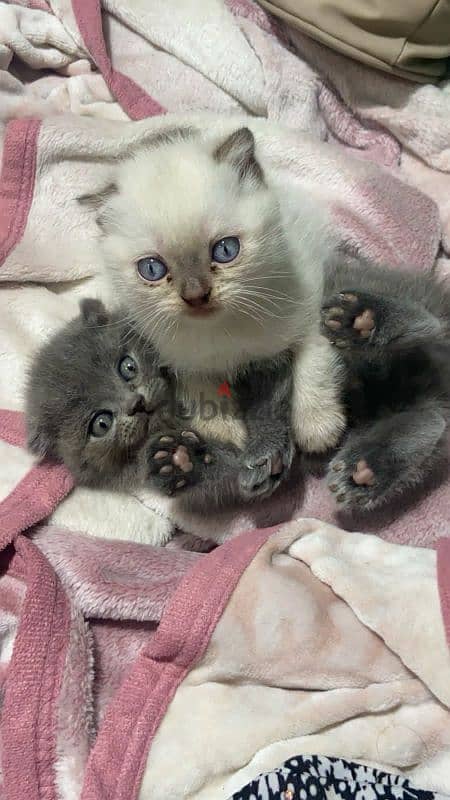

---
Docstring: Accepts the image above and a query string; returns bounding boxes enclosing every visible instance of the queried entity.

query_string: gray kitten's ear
[80,298,110,326]
[77,182,118,211]
[27,423,53,461]
[214,127,264,187]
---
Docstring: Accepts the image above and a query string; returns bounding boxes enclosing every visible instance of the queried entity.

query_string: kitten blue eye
[89,411,114,438]
[118,355,138,382]
[212,236,240,264]
[137,256,167,282]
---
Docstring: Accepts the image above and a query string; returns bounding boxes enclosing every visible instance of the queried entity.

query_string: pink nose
[181,289,211,308]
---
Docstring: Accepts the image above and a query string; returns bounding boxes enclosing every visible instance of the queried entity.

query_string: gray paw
[321,292,376,349]
[327,454,380,512]
[148,430,212,496]
[238,441,294,500]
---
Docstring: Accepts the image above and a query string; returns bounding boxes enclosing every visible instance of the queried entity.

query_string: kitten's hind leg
[327,403,447,513]
[322,291,442,353]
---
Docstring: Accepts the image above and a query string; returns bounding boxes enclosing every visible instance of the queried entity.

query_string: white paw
[296,402,346,453]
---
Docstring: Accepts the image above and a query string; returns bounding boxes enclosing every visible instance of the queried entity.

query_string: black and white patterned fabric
[230,755,448,800]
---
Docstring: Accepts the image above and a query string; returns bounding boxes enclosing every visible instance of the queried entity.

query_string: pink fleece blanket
[0,0,449,548]
[1,411,450,798]
[1,0,450,795]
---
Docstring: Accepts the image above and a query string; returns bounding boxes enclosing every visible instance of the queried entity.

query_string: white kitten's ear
[80,298,110,326]
[77,182,118,211]
[214,127,264,187]
[77,183,118,230]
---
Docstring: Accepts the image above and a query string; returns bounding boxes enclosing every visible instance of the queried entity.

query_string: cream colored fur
[292,334,346,451]
[176,375,248,448]
[100,131,344,451]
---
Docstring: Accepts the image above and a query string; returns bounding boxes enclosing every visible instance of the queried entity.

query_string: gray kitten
[25,299,293,509]
[212,257,450,515]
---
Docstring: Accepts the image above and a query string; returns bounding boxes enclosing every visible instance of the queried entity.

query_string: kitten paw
[148,430,212,496]
[327,454,380,512]
[321,292,376,349]
[238,440,294,500]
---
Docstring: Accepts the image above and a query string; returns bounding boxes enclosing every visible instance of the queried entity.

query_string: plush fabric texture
[0,3,450,796]
[259,0,450,83]
[0,467,450,800]
[0,0,450,545]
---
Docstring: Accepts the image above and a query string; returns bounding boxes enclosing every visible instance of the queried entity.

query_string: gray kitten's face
[25,300,170,487]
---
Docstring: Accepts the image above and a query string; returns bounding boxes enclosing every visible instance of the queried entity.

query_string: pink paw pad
[353,309,375,338]
[352,459,375,486]
[173,445,193,473]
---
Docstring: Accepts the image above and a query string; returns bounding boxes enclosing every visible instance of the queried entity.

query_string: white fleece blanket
[138,521,450,799]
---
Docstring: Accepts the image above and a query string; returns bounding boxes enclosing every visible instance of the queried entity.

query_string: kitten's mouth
[183,304,219,318]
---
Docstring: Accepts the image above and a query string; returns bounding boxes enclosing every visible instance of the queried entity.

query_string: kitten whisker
[238,283,301,304]
[227,299,265,328]
[236,289,294,311]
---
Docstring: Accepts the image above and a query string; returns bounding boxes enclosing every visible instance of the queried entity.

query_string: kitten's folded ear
[80,298,110,326]
[213,127,265,187]
[77,182,118,210]
[77,182,118,230]
[27,420,54,461]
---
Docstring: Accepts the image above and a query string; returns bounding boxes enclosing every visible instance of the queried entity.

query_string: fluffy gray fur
[319,258,450,513]
[25,300,294,510]
[232,258,450,515]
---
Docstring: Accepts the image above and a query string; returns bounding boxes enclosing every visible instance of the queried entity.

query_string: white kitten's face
[90,128,327,372]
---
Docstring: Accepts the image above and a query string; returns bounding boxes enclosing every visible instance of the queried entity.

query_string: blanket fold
[0,456,449,799]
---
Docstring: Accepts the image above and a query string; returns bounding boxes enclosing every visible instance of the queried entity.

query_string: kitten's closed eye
[89,411,114,438]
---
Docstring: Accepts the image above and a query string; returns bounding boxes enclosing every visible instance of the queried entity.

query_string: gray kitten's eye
[212,236,240,263]
[118,355,138,382]
[137,256,167,282]
[89,411,114,438]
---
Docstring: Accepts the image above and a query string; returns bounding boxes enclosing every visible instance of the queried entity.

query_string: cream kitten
[80,126,345,453]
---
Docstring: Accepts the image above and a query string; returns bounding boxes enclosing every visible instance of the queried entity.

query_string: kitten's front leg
[291,335,346,453]
[238,428,295,500]
[147,430,215,496]
[147,429,240,498]
[234,356,295,500]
